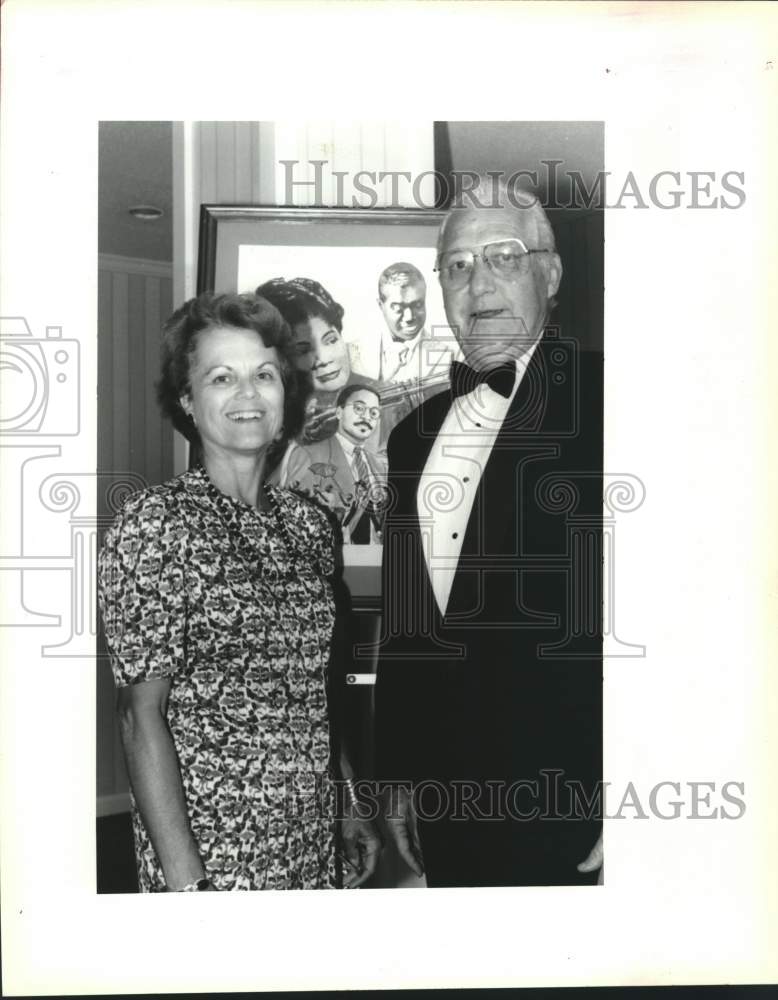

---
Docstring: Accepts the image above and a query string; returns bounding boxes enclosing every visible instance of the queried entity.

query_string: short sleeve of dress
[291,493,336,580]
[314,508,336,579]
[98,489,188,687]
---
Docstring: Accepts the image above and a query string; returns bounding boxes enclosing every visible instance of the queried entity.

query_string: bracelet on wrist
[166,877,212,892]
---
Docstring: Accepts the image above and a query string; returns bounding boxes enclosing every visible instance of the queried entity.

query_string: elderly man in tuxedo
[373,177,603,887]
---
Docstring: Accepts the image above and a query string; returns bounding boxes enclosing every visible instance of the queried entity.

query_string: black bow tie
[450,359,517,399]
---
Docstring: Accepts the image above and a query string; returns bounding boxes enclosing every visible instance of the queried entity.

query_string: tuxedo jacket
[374,332,603,805]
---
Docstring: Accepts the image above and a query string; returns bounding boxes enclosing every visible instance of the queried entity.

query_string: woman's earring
[180,395,195,426]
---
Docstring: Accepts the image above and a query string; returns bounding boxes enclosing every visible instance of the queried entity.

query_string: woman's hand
[339,811,382,889]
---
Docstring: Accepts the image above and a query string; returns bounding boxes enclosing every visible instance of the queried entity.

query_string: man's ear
[545,253,563,299]
[335,406,343,426]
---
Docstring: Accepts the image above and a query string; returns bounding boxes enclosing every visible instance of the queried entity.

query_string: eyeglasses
[346,401,380,420]
[434,238,551,288]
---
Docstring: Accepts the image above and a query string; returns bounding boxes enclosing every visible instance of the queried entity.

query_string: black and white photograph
[94,120,605,896]
[1,1,776,995]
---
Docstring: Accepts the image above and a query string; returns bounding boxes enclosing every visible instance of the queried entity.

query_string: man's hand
[382,784,424,878]
[339,813,382,889]
[577,832,604,884]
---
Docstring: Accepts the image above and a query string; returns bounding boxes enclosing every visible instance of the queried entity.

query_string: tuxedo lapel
[393,391,452,513]
[445,335,559,616]
[383,391,452,619]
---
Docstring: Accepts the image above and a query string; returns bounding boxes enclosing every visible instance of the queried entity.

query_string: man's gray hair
[437,174,556,254]
[378,261,426,300]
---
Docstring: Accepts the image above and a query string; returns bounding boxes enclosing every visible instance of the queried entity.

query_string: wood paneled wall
[97,256,175,498]
[196,122,276,205]
[97,254,173,810]
[274,121,435,208]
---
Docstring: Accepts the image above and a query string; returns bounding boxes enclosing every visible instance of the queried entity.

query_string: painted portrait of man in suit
[374,175,603,888]
[350,261,456,452]
[285,383,388,545]
[375,262,429,383]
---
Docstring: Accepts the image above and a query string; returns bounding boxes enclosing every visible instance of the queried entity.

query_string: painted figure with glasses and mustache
[286,384,388,545]
[374,177,604,888]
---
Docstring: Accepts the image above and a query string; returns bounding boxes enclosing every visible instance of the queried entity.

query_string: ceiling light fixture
[128,205,164,220]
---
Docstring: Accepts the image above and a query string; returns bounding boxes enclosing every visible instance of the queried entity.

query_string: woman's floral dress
[98,466,341,891]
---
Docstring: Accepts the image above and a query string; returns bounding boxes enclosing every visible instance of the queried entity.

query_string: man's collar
[335,431,358,459]
[454,338,542,406]
[382,327,425,356]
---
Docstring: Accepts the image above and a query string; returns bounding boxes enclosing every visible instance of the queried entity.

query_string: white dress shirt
[336,432,375,487]
[417,344,539,617]
[380,328,428,383]
[335,431,377,498]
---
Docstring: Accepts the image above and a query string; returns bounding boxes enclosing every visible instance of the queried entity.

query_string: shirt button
[452,532,459,539]
[475,422,482,428]
[463,476,469,483]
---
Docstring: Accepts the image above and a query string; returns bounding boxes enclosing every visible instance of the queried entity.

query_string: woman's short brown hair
[156,291,309,467]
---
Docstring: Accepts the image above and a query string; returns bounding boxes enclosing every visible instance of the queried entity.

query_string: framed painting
[197,205,457,606]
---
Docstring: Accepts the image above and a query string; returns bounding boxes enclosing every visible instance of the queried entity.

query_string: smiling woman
[157,292,306,476]
[97,291,381,891]
[180,325,286,468]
